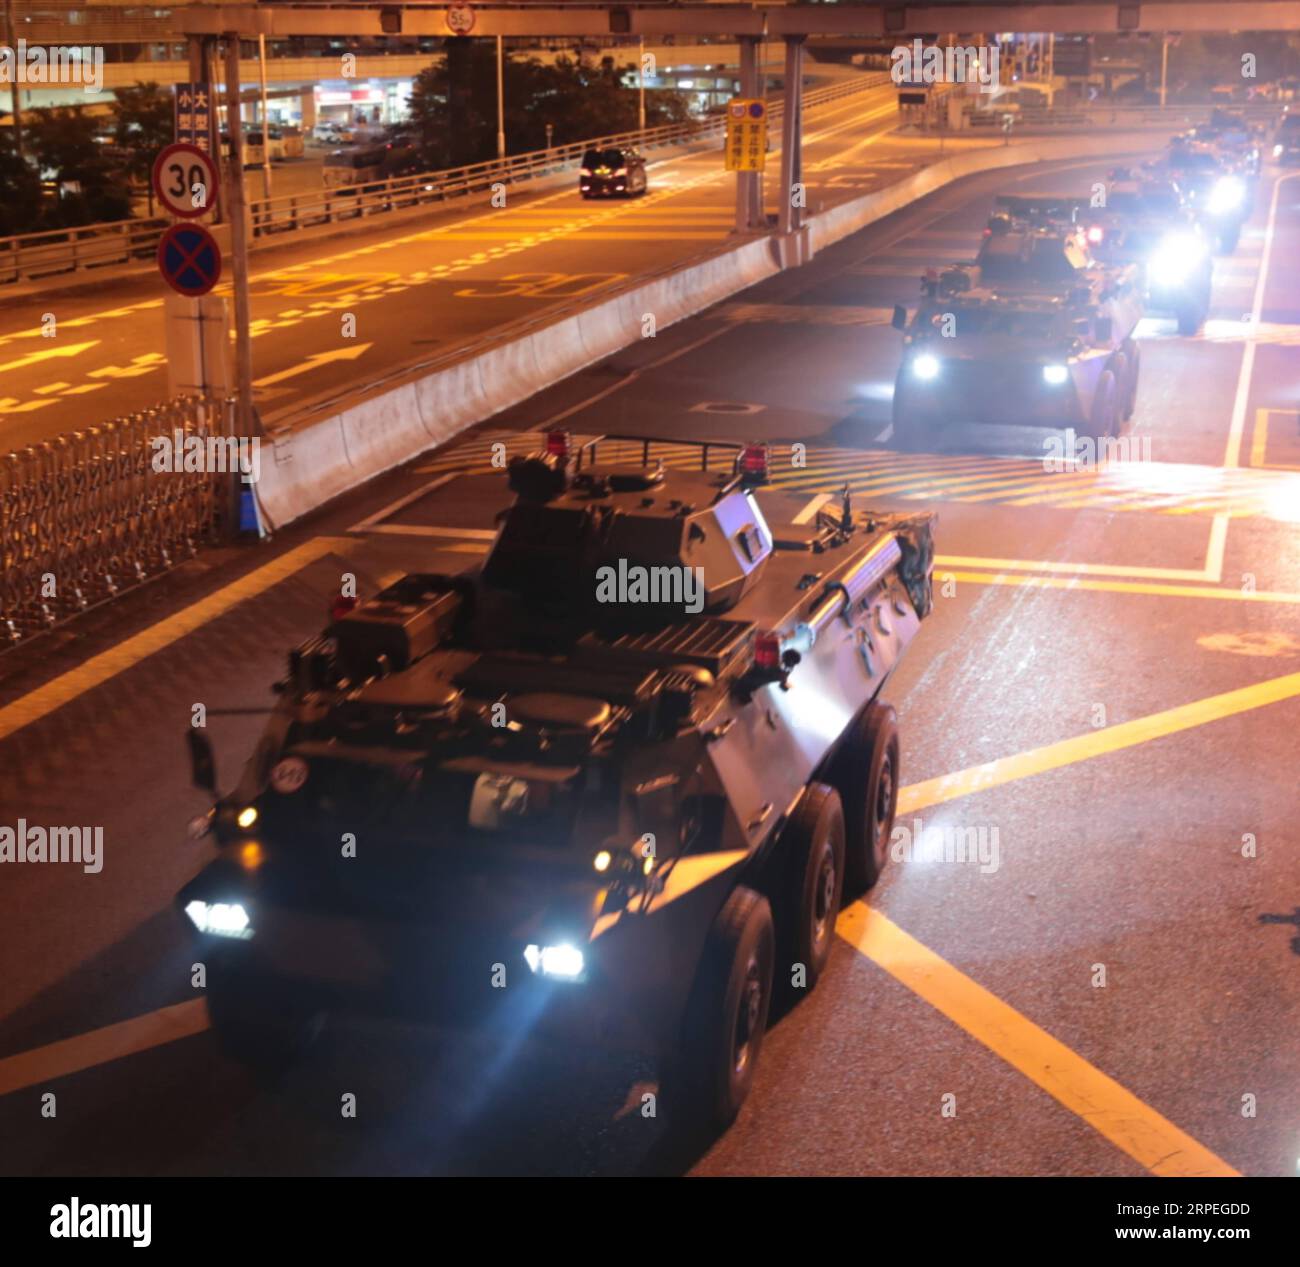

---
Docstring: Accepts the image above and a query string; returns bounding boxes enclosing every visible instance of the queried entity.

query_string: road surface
[0,147,1297,1179]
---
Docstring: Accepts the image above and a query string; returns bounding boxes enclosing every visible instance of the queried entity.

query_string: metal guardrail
[0,72,893,286]
[968,101,1283,131]
[0,397,239,643]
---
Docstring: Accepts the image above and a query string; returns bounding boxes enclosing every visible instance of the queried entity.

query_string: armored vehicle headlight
[236,805,259,829]
[185,900,252,939]
[912,353,940,381]
[1150,232,1204,286]
[1042,364,1069,386]
[1273,144,1284,157]
[524,943,585,979]
[1207,176,1244,214]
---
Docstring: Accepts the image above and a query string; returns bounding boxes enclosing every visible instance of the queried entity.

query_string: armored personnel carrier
[993,179,1213,335]
[177,435,936,1131]
[889,221,1144,450]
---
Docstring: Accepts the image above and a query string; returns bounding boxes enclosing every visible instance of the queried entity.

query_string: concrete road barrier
[256,131,1168,530]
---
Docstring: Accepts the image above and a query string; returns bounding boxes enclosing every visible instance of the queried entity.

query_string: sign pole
[258,33,273,202]
[4,0,23,161]
[496,34,506,163]
[222,32,257,439]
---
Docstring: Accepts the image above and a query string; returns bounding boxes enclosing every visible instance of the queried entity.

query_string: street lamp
[496,34,506,163]
[638,36,647,134]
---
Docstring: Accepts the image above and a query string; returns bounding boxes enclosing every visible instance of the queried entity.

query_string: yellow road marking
[900,664,1300,816]
[1251,406,1270,469]
[946,569,1300,604]
[836,907,1240,1177]
[0,1001,210,1099]
[1250,407,1300,471]
[252,343,373,388]
[0,537,351,744]
[0,340,100,375]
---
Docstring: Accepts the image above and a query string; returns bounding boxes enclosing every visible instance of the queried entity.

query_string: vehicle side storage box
[331,575,462,673]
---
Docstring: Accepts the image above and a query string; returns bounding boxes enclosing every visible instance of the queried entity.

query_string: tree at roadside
[407,46,692,171]
[0,130,42,236]
[112,82,174,216]
[27,104,133,227]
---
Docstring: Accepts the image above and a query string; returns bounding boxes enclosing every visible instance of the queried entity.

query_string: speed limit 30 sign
[153,142,219,219]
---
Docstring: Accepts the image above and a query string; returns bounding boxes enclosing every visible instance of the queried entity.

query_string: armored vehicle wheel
[1216,223,1241,254]
[1122,341,1141,418]
[206,973,324,1075]
[1088,370,1118,441]
[778,782,846,993]
[1176,305,1204,336]
[664,886,774,1131]
[830,702,900,894]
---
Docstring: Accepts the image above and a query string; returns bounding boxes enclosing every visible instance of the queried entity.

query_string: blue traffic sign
[157,222,222,297]
[174,82,216,155]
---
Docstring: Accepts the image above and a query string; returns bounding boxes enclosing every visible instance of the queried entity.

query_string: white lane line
[793,493,831,524]
[1204,513,1229,583]
[1223,171,1300,469]
[349,472,460,532]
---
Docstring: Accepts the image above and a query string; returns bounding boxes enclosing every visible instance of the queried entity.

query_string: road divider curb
[256,131,1169,530]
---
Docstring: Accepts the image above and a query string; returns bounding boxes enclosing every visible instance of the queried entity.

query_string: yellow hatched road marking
[900,662,1300,816]
[837,907,1240,1178]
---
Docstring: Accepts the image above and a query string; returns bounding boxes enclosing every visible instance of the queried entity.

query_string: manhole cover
[690,401,767,415]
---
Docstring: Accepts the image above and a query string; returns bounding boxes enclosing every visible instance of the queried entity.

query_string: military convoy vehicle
[1151,139,1254,253]
[178,434,936,1131]
[992,179,1213,336]
[890,221,1144,450]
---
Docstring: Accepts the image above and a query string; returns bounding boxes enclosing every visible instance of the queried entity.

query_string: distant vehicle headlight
[185,900,253,939]
[1042,364,1069,386]
[912,353,940,380]
[1207,176,1244,214]
[1149,232,1207,286]
[524,943,585,979]
[1274,144,1284,157]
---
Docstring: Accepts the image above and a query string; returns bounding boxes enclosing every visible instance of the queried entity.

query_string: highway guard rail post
[0,395,238,644]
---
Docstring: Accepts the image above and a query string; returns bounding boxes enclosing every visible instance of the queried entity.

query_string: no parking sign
[157,223,222,298]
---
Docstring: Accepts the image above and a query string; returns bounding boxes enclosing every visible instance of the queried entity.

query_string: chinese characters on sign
[725,98,767,172]
[174,82,216,153]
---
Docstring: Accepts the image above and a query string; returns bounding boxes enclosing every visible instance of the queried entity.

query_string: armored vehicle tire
[1216,224,1241,254]
[1088,371,1118,441]
[206,973,324,1075]
[777,782,846,993]
[830,702,900,895]
[664,886,774,1132]
[1177,304,1205,337]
